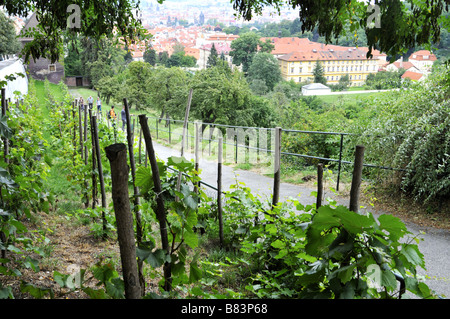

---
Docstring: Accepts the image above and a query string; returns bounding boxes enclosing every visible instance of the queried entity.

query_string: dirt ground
[1,185,448,299]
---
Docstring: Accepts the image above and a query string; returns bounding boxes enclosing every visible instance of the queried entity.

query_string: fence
[143,116,409,192]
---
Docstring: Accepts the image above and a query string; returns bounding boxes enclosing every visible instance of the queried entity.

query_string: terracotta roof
[409,50,437,61]
[402,71,423,81]
[200,42,232,55]
[184,47,200,60]
[392,61,416,70]
[278,48,368,62]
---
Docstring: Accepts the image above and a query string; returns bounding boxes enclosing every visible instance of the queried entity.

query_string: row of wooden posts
[71,89,366,299]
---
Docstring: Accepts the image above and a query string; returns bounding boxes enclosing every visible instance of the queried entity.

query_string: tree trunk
[105,143,141,299]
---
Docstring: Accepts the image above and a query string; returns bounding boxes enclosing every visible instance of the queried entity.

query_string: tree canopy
[230,0,450,58]
[0,0,149,63]
[0,11,21,56]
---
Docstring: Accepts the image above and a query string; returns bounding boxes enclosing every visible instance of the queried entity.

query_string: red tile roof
[402,71,423,81]
[278,47,368,62]
[409,50,437,61]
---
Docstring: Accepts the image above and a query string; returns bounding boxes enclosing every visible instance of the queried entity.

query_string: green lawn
[316,91,379,105]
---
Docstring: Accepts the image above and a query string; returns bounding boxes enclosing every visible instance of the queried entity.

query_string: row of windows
[289,59,376,67]
[296,74,368,82]
[290,65,377,74]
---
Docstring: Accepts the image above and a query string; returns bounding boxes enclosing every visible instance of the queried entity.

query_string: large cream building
[268,38,386,86]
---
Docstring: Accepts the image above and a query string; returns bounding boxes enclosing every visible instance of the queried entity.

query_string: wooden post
[123,99,142,241]
[123,99,144,295]
[272,127,282,209]
[78,104,83,159]
[84,106,88,164]
[217,137,224,247]
[105,143,141,299]
[349,145,365,213]
[316,163,323,209]
[89,109,97,209]
[176,89,193,199]
[92,116,107,236]
[138,114,172,291]
[138,127,142,165]
[194,121,200,194]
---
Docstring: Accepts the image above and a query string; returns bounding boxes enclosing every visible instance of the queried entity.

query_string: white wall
[0,58,29,102]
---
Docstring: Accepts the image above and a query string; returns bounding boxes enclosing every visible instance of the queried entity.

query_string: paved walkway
[151,140,449,299]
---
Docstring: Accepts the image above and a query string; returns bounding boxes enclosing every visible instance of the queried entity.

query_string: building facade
[278,47,380,86]
[17,13,64,84]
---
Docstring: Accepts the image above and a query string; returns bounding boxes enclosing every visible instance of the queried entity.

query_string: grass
[34,80,86,216]
[316,91,379,104]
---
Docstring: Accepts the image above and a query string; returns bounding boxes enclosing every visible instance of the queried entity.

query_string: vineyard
[0,78,442,301]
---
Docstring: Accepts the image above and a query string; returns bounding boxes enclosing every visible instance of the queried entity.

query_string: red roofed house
[385,59,420,73]
[408,50,437,72]
[198,42,239,70]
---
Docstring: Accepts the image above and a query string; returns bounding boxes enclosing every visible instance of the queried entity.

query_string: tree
[230,32,262,73]
[1,0,148,63]
[259,38,275,54]
[0,11,21,56]
[312,61,326,84]
[96,75,120,104]
[158,51,169,66]
[143,47,157,66]
[117,61,153,110]
[229,0,450,59]
[147,67,189,121]
[247,52,282,91]
[338,74,350,90]
[187,65,271,128]
[207,43,218,68]
[166,51,197,68]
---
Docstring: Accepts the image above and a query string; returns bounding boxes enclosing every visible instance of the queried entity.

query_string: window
[291,67,295,74]
[48,64,56,72]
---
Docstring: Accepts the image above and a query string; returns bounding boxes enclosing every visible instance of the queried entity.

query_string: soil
[1,184,448,299]
[1,211,121,299]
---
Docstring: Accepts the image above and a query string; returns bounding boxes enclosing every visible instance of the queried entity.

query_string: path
[151,140,449,299]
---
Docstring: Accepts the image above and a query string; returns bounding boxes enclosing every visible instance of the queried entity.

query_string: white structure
[301,83,331,96]
[198,42,235,70]
[408,50,437,73]
[0,57,28,102]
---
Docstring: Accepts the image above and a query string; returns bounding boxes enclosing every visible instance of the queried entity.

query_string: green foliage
[352,66,450,204]
[247,52,282,91]
[198,179,436,299]
[230,32,265,73]
[231,0,449,59]
[365,70,404,90]
[135,155,204,291]
[313,61,327,85]
[2,0,148,63]
[0,11,22,55]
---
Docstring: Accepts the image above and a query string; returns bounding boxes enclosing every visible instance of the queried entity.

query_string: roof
[200,42,232,55]
[302,83,330,90]
[17,12,39,41]
[409,50,437,61]
[393,61,415,70]
[401,71,423,81]
[260,37,312,55]
[278,47,368,62]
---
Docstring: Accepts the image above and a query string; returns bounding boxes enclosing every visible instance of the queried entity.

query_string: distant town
[3,0,440,90]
